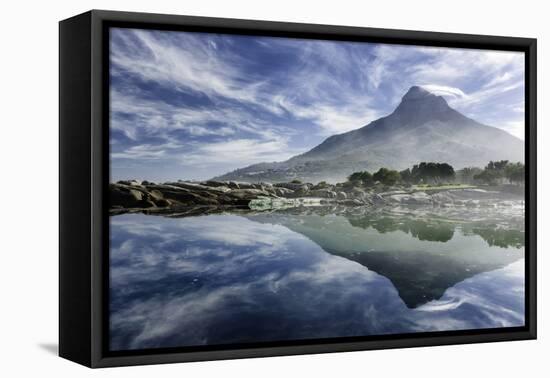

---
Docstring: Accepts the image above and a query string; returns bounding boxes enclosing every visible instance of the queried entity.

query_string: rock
[142,200,156,208]
[111,179,489,214]
[408,192,432,204]
[387,191,432,205]
[274,182,311,192]
[431,192,454,204]
[371,194,386,205]
[203,180,228,188]
[117,179,142,187]
[110,185,146,208]
[341,199,365,206]
[350,188,367,199]
[166,181,213,192]
[387,194,405,204]
[240,182,261,190]
[148,189,164,202]
[309,189,336,198]
[229,189,273,201]
[465,200,478,207]
[128,189,144,201]
[274,187,295,197]
[337,192,347,200]
[249,183,273,191]
[155,198,171,207]
[160,188,218,205]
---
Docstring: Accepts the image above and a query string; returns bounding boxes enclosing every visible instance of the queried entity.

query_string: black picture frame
[59,9,537,368]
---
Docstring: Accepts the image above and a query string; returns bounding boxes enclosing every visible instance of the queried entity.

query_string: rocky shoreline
[110,179,524,216]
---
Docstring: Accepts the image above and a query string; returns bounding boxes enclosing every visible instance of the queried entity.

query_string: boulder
[148,189,164,202]
[340,199,365,206]
[350,188,367,199]
[117,179,142,187]
[274,187,295,197]
[237,182,257,190]
[141,200,157,208]
[407,192,432,205]
[274,182,311,192]
[431,192,454,204]
[110,185,146,208]
[229,188,272,199]
[387,192,432,205]
[203,180,228,188]
[155,198,172,207]
[309,189,336,198]
[370,194,386,205]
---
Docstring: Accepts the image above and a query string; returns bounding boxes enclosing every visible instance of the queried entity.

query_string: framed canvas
[59,10,537,368]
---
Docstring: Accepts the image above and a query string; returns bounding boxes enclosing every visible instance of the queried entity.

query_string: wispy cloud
[111,29,266,108]
[109,28,525,181]
[184,138,300,167]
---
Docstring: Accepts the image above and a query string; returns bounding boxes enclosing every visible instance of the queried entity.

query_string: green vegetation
[471,227,524,249]
[346,162,453,187]
[456,167,483,184]
[347,171,372,183]
[338,159,525,195]
[473,160,525,185]
[373,168,401,186]
[346,168,401,186]
[408,162,455,184]
[344,160,524,189]
[349,216,455,242]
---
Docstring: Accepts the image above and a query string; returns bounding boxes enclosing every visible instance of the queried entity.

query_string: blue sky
[109,27,525,182]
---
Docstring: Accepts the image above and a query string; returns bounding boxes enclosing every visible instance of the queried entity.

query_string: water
[109,206,525,351]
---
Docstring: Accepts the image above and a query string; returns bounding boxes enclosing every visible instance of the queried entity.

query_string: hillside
[214,86,524,183]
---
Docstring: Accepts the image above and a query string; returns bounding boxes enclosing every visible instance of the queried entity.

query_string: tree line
[346,160,525,187]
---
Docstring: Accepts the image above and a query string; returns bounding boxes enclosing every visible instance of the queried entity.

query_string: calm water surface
[109,207,524,351]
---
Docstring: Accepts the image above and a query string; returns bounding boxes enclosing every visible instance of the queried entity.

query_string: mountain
[214,86,524,183]
[246,210,524,308]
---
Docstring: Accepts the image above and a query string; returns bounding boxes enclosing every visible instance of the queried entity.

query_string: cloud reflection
[110,214,524,351]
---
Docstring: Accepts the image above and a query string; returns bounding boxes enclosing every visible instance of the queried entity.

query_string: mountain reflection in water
[109,206,524,351]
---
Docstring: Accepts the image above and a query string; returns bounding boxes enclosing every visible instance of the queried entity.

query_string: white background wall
[0,0,546,376]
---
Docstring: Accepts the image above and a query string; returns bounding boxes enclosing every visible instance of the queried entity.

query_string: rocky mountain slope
[215,86,524,183]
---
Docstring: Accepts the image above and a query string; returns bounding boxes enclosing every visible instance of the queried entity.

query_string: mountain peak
[402,86,433,101]
[394,86,450,117]
[215,85,524,184]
